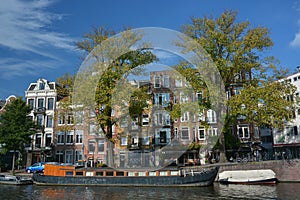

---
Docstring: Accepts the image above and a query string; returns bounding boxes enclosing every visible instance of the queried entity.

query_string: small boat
[0,174,33,185]
[32,163,219,187]
[218,169,277,185]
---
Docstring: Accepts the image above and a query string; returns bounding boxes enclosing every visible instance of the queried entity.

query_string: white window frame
[163,75,169,88]
[75,130,83,144]
[207,109,216,123]
[238,125,250,139]
[66,131,74,144]
[154,76,161,88]
[208,127,218,136]
[65,150,73,164]
[198,127,206,140]
[181,112,189,122]
[181,127,190,140]
[98,139,104,154]
[121,136,128,146]
[57,132,64,145]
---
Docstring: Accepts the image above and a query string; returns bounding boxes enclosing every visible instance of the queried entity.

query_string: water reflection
[0,183,299,200]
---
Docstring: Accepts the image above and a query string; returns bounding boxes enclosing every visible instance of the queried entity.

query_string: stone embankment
[211,159,300,182]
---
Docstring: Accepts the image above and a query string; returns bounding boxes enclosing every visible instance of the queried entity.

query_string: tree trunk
[218,132,227,162]
[11,150,16,175]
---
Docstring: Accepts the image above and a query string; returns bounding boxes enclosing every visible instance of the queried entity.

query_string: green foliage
[182,10,273,89]
[56,73,75,98]
[188,142,201,150]
[0,97,37,172]
[76,27,157,140]
[228,81,297,129]
[0,97,36,152]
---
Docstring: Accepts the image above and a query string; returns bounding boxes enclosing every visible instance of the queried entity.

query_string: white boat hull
[218,169,277,184]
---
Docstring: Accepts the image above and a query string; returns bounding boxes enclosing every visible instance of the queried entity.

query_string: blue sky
[1,0,300,100]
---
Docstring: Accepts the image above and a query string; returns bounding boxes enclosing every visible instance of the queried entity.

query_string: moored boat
[32,163,219,187]
[0,174,33,185]
[218,169,277,185]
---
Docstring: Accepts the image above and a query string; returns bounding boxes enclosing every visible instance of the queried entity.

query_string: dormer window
[39,82,45,90]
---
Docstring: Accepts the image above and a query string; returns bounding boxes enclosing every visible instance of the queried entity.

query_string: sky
[1,0,300,100]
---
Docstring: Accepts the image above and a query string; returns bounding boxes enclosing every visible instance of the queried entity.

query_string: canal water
[0,183,299,200]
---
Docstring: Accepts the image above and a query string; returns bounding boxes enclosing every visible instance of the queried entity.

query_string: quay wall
[216,159,300,182]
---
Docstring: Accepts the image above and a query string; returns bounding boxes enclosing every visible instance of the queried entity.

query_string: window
[75,111,84,124]
[120,118,128,127]
[57,131,64,144]
[131,116,138,130]
[180,92,188,103]
[181,112,189,122]
[98,139,104,153]
[47,98,54,110]
[142,136,150,145]
[35,134,42,148]
[207,109,216,123]
[66,131,74,144]
[154,93,170,107]
[196,92,202,101]
[174,127,178,139]
[65,150,73,164]
[56,150,64,163]
[155,128,170,144]
[76,130,83,144]
[36,115,43,126]
[181,127,189,140]
[45,133,52,147]
[28,99,34,109]
[121,136,128,146]
[154,76,161,88]
[208,128,218,136]
[286,126,298,136]
[175,79,182,87]
[142,114,149,126]
[173,94,177,104]
[198,127,205,140]
[37,98,44,109]
[254,126,260,138]
[154,112,170,126]
[131,135,139,146]
[58,114,65,125]
[89,123,97,135]
[39,82,45,90]
[238,125,249,138]
[67,114,74,124]
[75,150,83,162]
[163,75,169,88]
[46,116,53,127]
[159,131,167,143]
[88,141,95,154]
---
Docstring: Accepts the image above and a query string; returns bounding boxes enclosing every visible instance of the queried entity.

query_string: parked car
[26,162,45,173]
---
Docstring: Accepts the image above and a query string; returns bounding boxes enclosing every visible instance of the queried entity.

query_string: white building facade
[25,78,58,165]
[273,71,300,159]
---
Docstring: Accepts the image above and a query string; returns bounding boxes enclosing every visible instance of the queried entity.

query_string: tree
[56,73,75,98]
[228,81,297,129]
[0,97,36,174]
[74,27,156,166]
[182,10,286,161]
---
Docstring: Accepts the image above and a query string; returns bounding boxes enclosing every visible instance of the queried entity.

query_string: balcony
[34,107,46,115]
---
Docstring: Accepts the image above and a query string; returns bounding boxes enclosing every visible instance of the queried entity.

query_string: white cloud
[290,1,300,47]
[290,32,300,47]
[0,0,74,53]
[0,0,76,78]
[0,58,58,79]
